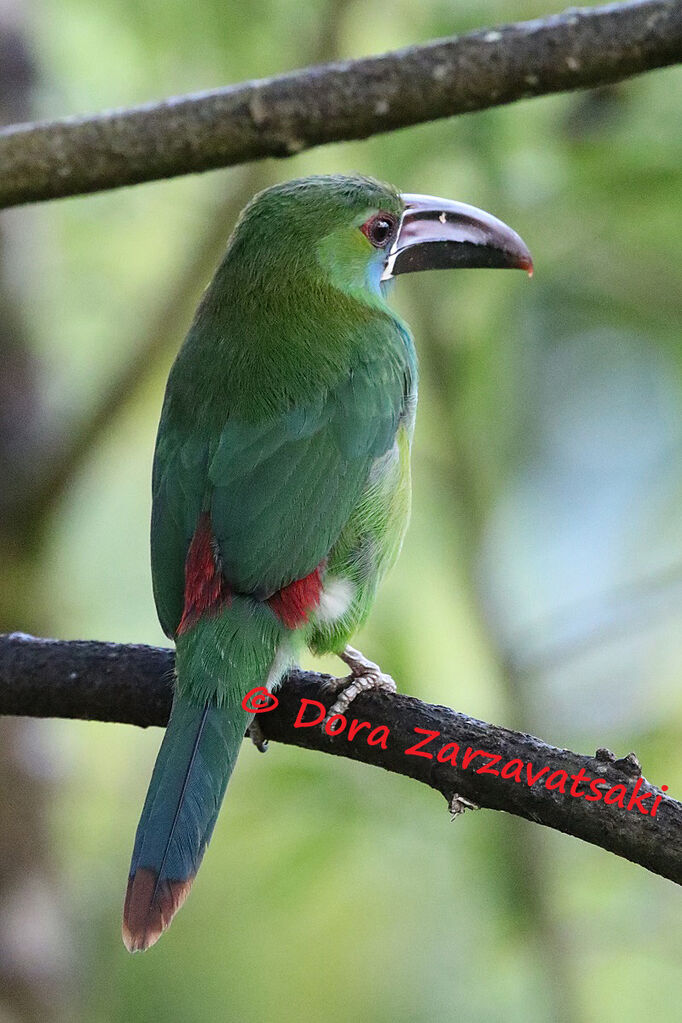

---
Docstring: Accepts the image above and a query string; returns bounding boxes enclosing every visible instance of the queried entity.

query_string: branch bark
[0,632,679,885]
[0,0,681,209]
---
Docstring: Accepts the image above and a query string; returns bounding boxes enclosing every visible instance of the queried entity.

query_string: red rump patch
[268,565,324,629]
[177,513,232,635]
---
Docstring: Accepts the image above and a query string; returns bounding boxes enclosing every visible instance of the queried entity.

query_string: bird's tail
[122,598,287,952]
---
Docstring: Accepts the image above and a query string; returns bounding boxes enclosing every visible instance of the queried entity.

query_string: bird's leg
[247,718,268,753]
[449,794,479,818]
[323,645,397,723]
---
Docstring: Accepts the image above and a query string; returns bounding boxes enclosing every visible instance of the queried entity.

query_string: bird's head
[226,173,532,300]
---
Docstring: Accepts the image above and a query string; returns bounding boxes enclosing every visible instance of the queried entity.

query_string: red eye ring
[361,212,398,249]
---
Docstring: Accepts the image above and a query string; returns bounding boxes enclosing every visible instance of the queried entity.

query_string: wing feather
[151,334,411,635]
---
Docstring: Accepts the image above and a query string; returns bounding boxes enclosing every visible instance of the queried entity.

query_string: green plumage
[151,179,414,633]
[125,174,418,951]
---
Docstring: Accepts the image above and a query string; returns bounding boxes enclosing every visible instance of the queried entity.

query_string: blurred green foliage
[3,1,681,1020]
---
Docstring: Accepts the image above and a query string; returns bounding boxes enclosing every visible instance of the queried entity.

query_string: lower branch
[0,632,679,884]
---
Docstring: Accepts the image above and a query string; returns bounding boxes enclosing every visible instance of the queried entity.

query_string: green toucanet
[122,174,531,952]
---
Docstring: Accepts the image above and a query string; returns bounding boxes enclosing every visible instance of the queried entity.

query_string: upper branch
[0,632,679,886]
[0,0,681,209]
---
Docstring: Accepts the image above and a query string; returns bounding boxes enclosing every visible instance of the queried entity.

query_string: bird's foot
[322,645,396,724]
[247,718,268,753]
[448,793,479,819]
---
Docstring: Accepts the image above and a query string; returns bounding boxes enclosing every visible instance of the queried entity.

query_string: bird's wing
[151,341,411,637]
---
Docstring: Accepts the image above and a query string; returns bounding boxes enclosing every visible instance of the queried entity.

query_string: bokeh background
[0,0,680,1020]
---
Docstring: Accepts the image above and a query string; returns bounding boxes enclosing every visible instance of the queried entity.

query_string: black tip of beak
[383,195,533,281]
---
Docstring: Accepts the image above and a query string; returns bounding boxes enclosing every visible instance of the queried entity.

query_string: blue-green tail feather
[123,599,287,952]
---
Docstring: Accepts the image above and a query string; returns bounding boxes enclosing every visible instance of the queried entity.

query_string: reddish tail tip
[122,868,194,953]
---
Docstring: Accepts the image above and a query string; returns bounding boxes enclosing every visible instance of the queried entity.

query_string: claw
[323,645,396,725]
[449,794,479,819]
[247,718,269,753]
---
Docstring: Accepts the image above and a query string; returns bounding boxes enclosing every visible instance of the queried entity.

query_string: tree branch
[0,0,680,209]
[0,632,679,885]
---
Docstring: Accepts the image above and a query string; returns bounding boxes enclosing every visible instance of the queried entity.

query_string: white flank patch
[315,577,355,624]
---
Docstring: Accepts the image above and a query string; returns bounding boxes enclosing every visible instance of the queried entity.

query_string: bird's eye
[361,213,397,248]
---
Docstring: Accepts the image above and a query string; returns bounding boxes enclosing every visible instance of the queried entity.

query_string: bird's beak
[381,193,533,281]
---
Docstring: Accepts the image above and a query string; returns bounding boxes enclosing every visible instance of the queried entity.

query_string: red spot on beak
[520,254,534,277]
